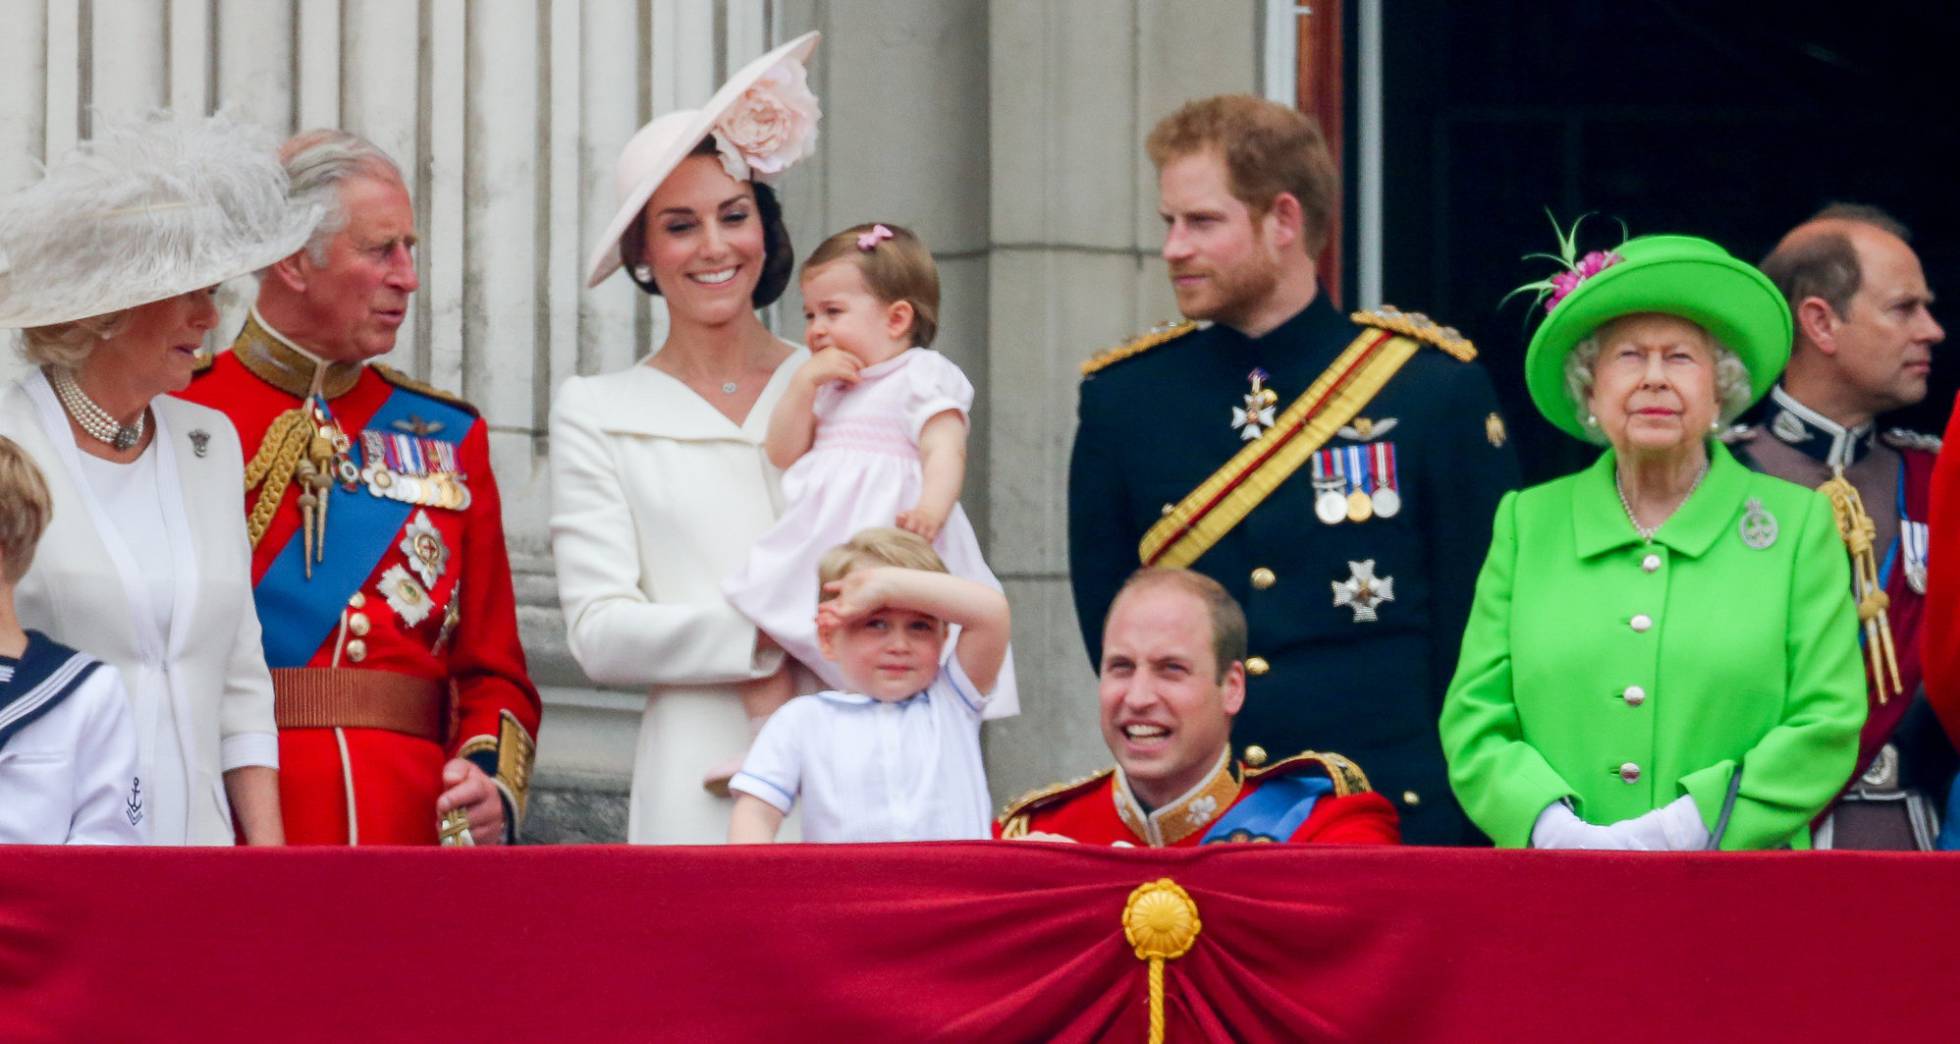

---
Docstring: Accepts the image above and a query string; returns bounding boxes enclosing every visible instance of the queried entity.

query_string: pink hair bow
[856,224,894,251]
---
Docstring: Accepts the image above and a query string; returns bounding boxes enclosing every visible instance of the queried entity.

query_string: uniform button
[1622,685,1646,707]
[1630,614,1653,632]
[347,612,371,637]
[1242,745,1268,767]
[349,591,367,609]
[345,638,368,663]
[1160,503,1175,516]
[1401,790,1421,807]
[1618,762,1641,784]
[1250,567,1276,590]
[1245,656,1270,677]
[1641,554,1661,573]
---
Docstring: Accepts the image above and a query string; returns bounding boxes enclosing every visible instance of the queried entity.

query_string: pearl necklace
[1615,462,1708,542]
[50,368,144,451]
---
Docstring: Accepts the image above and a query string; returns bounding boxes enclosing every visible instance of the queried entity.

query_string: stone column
[981,1,1261,802]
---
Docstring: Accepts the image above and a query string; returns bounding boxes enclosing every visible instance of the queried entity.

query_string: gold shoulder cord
[1818,469,1901,702]
[243,409,313,547]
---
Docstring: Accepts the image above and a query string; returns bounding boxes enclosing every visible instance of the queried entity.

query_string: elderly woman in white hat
[0,113,319,845]
[549,33,824,843]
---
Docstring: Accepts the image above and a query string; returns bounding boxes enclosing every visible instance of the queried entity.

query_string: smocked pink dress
[724,348,1019,718]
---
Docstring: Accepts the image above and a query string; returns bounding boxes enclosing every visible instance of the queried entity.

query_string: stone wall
[2,0,1275,841]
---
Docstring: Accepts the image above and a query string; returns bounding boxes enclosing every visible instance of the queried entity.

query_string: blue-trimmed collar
[1765,385,1874,469]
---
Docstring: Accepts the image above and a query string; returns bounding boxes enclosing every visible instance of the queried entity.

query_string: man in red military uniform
[179,130,539,845]
[997,569,1397,845]
[1738,204,1951,848]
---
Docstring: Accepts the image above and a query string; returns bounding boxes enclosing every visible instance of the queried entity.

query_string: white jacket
[1,372,277,844]
[0,642,146,845]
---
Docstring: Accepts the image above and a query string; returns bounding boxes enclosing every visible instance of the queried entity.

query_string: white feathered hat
[0,111,321,329]
[585,31,821,288]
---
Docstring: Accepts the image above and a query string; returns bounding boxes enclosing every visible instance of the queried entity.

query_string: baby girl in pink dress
[714,223,1017,791]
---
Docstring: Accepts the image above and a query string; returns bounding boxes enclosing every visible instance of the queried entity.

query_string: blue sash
[0,631,104,752]
[255,387,473,667]
[1201,774,1334,844]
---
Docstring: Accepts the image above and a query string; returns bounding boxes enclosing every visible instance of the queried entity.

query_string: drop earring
[633,263,653,283]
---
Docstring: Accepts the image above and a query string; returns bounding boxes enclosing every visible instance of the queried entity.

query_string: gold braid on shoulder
[243,408,313,548]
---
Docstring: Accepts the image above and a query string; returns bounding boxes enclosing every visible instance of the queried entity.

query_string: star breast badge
[1332,560,1395,622]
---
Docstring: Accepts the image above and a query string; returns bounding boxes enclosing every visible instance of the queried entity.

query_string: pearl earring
[1584,412,1599,429]
[633,263,653,283]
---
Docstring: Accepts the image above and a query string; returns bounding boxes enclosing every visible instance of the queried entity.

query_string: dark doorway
[1363,1,1960,482]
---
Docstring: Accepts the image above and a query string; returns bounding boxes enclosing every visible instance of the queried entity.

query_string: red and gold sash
[1139,326,1424,568]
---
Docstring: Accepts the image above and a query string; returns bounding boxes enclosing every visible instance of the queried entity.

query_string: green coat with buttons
[1439,443,1866,849]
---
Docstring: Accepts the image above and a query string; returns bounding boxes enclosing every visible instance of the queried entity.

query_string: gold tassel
[1818,468,1902,703]
[1122,879,1201,1044]
[243,409,312,548]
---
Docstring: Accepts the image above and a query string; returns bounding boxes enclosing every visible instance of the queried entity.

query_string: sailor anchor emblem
[1332,560,1395,622]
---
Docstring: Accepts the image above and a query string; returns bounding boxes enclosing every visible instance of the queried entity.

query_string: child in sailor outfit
[0,436,144,844]
[727,527,1007,843]
[714,223,1016,791]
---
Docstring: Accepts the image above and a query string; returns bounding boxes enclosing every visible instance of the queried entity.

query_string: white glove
[1533,797,1711,851]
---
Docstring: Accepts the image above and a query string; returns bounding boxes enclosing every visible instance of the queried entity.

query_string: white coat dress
[0,371,279,844]
[549,351,810,844]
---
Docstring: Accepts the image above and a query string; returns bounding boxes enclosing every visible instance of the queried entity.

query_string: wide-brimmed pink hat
[585,31,821,288]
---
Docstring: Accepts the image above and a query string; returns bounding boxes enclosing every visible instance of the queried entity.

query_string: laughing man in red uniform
[179,130,540,845]
[998,569,1397,845]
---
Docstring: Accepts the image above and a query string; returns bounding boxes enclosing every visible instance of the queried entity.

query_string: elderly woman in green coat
[1440,233,1866,850]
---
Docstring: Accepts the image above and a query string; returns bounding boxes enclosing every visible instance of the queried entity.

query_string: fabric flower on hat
[1504,212,1627,317]
[712,59,821,184]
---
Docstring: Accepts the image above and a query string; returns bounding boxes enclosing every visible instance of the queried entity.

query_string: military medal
[1370,441,1401,518]
[1343,446,1373,523]
[378,564,434,627]
[1332,559,1395,622]
[1312,451,1347,525]
[1231,368,1277,440]
[1904,520,1929,594]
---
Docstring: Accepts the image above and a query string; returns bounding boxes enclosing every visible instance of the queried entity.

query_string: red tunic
[1926,408,1960,746]
[177,318,541,844]
[995,750,1400,846]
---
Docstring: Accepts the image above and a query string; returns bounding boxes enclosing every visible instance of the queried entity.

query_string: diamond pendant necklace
[50,368,145,451]
[1615,461,1708,542]
[721,380,739,395]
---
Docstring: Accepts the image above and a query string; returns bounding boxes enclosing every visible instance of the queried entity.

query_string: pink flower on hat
[713,60,821,185]
[1545,250,1623,312]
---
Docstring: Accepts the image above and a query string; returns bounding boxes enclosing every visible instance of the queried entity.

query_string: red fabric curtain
[3,843,1956,1042]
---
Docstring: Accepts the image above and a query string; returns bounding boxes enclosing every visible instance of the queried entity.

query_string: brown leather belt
[272,668,448,744]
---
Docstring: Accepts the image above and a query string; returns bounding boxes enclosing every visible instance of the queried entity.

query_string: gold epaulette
[1882,428,1942,455]
[1080,320,1197,376]
[374,364,479,416]
[996,767,1114,836]
[1350,305,1476,362]
[1244,750,1373,797]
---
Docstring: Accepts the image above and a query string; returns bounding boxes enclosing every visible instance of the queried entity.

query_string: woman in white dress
[550,33,825,843]
[0,113,319,844]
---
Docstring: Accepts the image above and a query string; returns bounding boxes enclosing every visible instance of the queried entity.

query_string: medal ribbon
[1140,330,1423,568]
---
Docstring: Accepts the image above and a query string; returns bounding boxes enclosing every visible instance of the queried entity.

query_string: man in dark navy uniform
[1735,204,1953,849]
[1067,95,1519,844]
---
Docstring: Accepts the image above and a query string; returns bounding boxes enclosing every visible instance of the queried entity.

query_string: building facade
[2,0,1318,839]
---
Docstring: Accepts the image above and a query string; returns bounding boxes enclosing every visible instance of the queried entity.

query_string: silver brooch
[1739,498,1778,550]
[188,429,210,458]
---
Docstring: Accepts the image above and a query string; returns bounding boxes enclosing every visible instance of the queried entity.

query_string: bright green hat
[1522,234,1792,440]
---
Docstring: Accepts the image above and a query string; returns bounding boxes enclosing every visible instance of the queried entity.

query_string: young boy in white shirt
[0,435,145,844]
[728,527,1010,843]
